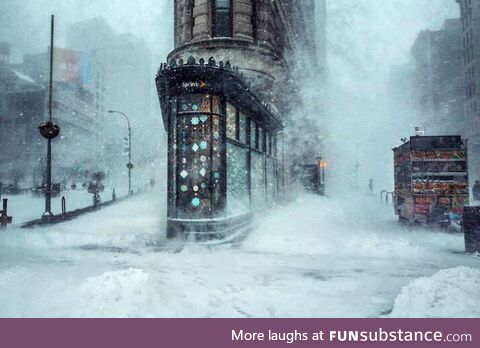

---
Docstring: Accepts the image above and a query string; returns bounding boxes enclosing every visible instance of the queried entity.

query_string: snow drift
[391,266,480,318]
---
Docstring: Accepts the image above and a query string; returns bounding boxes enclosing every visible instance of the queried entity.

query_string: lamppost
[108,110,133,195]
[39,15,60,221]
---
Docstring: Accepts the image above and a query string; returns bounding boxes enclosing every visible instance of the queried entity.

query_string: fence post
[61,196,66,214]
[380,190,387,203]
[0,198,12,229]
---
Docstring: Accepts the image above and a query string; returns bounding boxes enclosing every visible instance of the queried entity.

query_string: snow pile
[244,194,461,259]
[2,192,165,251]
[390,267,480,318]
[68,268,155,317]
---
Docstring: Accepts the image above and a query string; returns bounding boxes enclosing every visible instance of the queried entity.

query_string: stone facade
[410,19,465,136]
[170,0,321,116]
[457,0,480,180]
[157,0,325,238]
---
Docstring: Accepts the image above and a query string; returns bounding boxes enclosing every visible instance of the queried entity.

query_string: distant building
[456,0,480,181]
[0,42,11,65]
[66,17,155,185]
[66,18,152,126]
[0,64,44,184]
[157,0,326,238]
[12,49,106,181]
[410,18,465,136]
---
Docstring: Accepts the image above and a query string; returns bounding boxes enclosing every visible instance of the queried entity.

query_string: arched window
[212,0,232,37]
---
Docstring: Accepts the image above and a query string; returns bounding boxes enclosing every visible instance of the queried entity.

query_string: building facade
[67,17,156,187]
[12,49,106,183]
[157,0,323,239]
[457,0,480,181]
[0,64,45,185]
[410,18,465,136]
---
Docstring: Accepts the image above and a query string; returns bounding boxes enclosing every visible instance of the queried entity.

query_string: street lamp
[39,15,60,221]
[108,110,133,195]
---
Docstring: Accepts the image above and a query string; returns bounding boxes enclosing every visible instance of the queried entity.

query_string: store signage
[414,196,434,205]
[181,81,207,89]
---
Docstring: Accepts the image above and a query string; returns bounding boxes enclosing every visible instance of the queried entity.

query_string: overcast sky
[0,0,173,63]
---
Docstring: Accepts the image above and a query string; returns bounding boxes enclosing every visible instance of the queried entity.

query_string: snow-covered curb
[390,266,480,318]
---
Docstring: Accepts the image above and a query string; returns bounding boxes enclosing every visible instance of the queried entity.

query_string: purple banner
[0,319,478,348]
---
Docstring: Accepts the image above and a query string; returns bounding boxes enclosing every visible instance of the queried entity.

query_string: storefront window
[259,127,264,152]
[226,102,237,140]
[211,114,224,218]
[172,94,278,221]
[251,151,265,210]
[227,143,249,216]
[212,96,221,114]
[250,120,257,149]
[178,94,211,113]
[176,113,212,219]
[239,112,247,144]
[266,157,277,203]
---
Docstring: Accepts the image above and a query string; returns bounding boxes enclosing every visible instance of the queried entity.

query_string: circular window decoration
[191,197,201,207]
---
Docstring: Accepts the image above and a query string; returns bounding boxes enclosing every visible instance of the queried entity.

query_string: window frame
[212,0,233,38]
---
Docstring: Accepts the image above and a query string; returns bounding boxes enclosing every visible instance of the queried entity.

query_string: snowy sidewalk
[0,193,479,318]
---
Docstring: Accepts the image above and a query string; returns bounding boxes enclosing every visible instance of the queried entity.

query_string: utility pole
[39,15,60,221]
[108,110,133,195]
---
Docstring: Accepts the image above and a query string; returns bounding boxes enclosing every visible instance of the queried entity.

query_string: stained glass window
[226,102,237,139]
[251,151,265,210]
[227,143,249,216]
[212,96,221,114]
[176,113,212,219]
[211,114,224,218]
[170,98,178,216]
[178,94,211,113]
[239,112,247,144]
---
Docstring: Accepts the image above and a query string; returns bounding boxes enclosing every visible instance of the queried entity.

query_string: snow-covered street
[0,191,478,318]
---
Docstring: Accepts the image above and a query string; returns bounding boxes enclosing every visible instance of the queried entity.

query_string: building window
[239,112,247,144]
[175,94,223,219]
[259,127,264,152]
[250,119,258,149]
[212,0,232,37]
[226,102,237,139]
[251,151,265,210]
[227,143,249,216]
